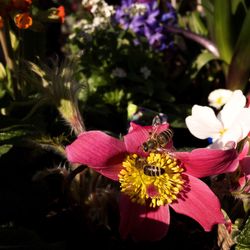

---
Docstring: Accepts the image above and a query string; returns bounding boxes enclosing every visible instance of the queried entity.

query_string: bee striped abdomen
[143,165,165,176]
[157,129,173,147]
[142,128,174,153]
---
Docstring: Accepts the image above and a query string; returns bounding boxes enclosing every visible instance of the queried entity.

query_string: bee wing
[151,115,162,137]
[152,115,162,127]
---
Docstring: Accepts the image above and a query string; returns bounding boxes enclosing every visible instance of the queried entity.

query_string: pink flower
[239,161,250,193]
[66,122,239,241]
[234,142,250,193]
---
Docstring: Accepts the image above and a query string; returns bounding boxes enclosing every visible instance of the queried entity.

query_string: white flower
[76,0,114,34]
[129,3,147,16]
[208,88,233,109]
[111,68,127,78]
[185,90,250,149]
[140,66,151,79]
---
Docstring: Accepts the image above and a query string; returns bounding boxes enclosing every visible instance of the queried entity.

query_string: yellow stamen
[219,128,228,136]
[216,97,223,105]
[118,152,184,208]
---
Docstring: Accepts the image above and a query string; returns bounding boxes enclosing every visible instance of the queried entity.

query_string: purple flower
[114,0,177,51]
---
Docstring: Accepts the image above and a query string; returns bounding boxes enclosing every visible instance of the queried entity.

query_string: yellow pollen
[216,97,223,105]
[219,128,228,136]
[118,152,184,208]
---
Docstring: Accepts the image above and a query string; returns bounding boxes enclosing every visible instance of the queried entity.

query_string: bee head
[142,142,149,152]
[142,139,157,152]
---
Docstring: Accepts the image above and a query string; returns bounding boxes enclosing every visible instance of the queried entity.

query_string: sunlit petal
[175,147,239,178]
[208,88,233,109]
[66,131,126,180]
[185,105,222,139]
[218,90,246,128]
[170,174,225,231]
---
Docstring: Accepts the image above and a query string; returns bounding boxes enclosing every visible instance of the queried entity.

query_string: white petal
[211,108,250,149]
[185,105,222,139]
[208,140,236,149]
[238,109,250,137]
[208,89,233,109]
[220,126,243,146]
[218,90,246,128]
[227,108,250,140]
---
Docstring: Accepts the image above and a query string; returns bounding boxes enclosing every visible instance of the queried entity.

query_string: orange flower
[11,0,32,11]
[0,16,3,29]
[57,5,65,23]
[14,12,32,29]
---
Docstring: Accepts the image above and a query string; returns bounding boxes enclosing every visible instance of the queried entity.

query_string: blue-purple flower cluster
[114,0,177,51]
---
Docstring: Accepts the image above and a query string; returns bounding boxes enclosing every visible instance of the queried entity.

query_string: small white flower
[140,66,151,79]
[111,68,127,78]
[93,16,105,27]
[77,0,114,34]
[130,3,147,16]
[208,88,233,109]
[185,90,250,149]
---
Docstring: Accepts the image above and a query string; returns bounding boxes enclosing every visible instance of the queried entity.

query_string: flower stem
[0,18,19,99]
[166,25,220,58]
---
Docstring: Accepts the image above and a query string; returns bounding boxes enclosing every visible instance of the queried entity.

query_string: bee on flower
[66,119,239,241]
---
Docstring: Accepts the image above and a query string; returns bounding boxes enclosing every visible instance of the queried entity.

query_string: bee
[135,157,165,177]
[143,164,165,176]
[142,115,174,153]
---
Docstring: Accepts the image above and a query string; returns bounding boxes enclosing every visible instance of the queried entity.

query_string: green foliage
[214,0,234,65]
[236,216,250,250]
[227,9,250,90]
[191,49,217,78]
[0,144,12,156]
[183,0,250,91]
[65,23,183,131]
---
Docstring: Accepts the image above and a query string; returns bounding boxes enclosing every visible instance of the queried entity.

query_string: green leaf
[188,11,208,36]
[191,50,217,78]
[201,0,214,40]
[0,62,6,80]
[87,72,108,92]
[232,0,247,14]
[236,216,250,250]
[214,0,234,64]
[201,0,214,13]
[0,144,12,157]
[226,9,250,90]
[0,125,36,145]
[102,89,125,106]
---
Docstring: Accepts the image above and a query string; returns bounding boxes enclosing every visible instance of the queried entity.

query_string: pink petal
[175,147,239,178]
[119,194,170,241]
[66,131,127,180]
[239,141,249,160]
[170,174,225,231]
[127,122,150,133]
[124,122,170,154]
[240,156,250,176]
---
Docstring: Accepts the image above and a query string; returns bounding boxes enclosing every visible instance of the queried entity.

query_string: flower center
[216,97,223,105]
[119,152,184,207]
[219,128,228,136]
